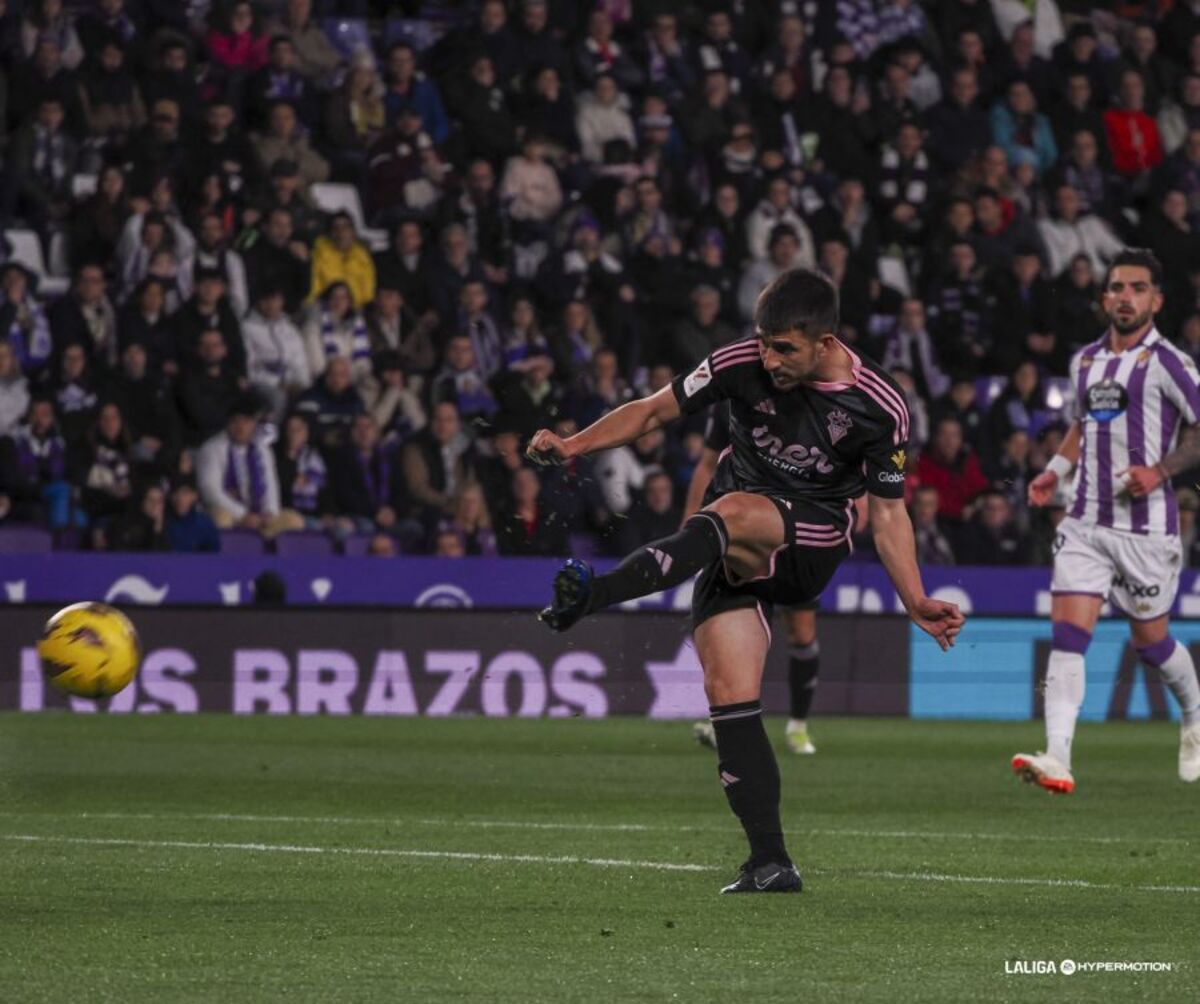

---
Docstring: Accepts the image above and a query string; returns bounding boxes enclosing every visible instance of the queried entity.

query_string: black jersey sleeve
[860,388,910,500]
[671,339,761,416]
[702,402,731,453]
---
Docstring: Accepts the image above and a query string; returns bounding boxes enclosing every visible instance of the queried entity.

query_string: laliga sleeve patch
[1086,378,1128,423]
[683,360,712,398]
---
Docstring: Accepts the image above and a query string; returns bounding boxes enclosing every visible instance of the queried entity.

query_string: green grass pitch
[0,714,1195,1003]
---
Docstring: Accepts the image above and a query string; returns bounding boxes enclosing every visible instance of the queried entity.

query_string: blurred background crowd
[0,0,1199,564]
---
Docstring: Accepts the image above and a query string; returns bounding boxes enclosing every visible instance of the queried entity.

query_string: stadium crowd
[0,0,1199,565]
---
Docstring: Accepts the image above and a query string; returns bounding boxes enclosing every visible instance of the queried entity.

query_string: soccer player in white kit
[1015,250,1200,793]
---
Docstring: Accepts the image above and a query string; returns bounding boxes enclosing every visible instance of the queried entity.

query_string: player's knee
[1136,636,1177,668]
[1052,620,1092,655]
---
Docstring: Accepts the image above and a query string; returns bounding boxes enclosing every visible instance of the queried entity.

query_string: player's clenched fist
[526,429,573,466]
[1027,470,1058,507]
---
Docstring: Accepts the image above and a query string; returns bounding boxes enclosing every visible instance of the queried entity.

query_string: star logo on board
[891,450,906,470]
[643,641,708,719]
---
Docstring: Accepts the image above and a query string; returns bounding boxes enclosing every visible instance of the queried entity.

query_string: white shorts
[1051,516,1182,620]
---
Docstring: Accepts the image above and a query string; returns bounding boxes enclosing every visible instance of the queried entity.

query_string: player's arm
[869,494,965,651]
[527,385,682,465]
[1119,424,1200,498]
[682,447,719,523]
[1028,420,1081,507]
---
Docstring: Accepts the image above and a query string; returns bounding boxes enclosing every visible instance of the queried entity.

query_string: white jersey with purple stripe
[670,336,909,535]
[1067,327,1200,535]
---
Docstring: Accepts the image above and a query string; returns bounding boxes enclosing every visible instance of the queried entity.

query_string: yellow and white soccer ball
[37,602,142,698]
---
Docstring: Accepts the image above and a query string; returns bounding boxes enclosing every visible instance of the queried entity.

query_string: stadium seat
[569,532,601,559]
[5,229,69,297]
[309,183,390,252]
[320,17,371,61]
[877,255,912,298]
[274,531,335,557]
[341,533,375,557]
[1043,376,1071,411]
[975,375,1008,408]
[219,530,267,556]
[0,526,53,553]
[382,18,440,52]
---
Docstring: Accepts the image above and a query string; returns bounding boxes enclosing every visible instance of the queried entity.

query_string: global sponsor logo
[751,425,834,475]
[877,470,906,484]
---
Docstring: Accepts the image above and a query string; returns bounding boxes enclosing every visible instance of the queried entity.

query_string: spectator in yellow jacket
[308,212,376,307]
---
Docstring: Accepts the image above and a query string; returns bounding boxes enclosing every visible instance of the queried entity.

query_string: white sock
[1153,643,1200,727]
[1044,651,1085,769]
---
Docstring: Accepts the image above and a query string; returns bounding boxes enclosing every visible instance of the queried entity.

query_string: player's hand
[526,429,574,466]
[909,596,965,652]
[1115,465,1164,498]
[1027,470,1058,507]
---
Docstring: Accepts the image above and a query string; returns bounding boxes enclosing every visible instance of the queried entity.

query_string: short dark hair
[753,268,839,340]
[1104,247,1163,288]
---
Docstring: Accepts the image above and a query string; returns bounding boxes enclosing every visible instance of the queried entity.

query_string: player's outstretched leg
[1013,620,1087,795]
[696,608,801,894]
[538,512,729,632]
[1136,635,1200,782]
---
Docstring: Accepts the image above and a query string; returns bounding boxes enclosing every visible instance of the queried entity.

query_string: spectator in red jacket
[915,415,990,524]
[1103,69,1164,178]
[207,2,270,74]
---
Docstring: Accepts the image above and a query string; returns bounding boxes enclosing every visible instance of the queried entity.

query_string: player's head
[753,268,840,389]
[1102,248,1164,336]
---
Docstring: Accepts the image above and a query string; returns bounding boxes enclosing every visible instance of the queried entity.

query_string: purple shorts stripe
[1126,356,1150,532]
[1096,357,1122,528]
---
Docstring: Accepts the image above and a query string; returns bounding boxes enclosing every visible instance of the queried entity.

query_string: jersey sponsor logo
[891,449,906,470]
[827,408,852,444]
[1086,378,1128,423]
[877,470,905,484]
[683,360,712,398]
[750,424,834,475]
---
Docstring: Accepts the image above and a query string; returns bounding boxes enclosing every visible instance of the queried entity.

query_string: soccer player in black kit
[528,269,965,894]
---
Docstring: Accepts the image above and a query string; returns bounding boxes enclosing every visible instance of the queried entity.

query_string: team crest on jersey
[683,360,712,398]
[1136,349,1151,367]
[891,449,906,470]
[1086,378,1128,423]
[826,408,852,443]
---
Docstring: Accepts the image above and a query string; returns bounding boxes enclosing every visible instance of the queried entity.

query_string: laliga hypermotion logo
[415,584,474,608]
[104,575,169,605]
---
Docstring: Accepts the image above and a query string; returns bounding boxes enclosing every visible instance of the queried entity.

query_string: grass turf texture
[0,715,1195,1003]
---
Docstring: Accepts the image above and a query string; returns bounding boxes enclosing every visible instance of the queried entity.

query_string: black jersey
[672,337,909,531]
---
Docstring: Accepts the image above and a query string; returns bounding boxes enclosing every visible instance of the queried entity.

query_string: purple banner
[2,554,1198,617]
[0,608,910,717]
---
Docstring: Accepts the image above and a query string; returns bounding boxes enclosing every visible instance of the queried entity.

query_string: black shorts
[691,494,849,632]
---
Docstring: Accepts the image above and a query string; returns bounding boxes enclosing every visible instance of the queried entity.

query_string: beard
[1110,308,1152,335]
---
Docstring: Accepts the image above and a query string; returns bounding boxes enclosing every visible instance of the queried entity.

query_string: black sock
[710,700,790,867]
[587,512,728,612]
[788,641,820,720]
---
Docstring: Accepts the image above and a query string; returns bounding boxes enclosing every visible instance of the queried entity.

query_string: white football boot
[1180,724,1200,783]
[1011,751,1075,794]
[693,720,717,751]
[785,720,817,755]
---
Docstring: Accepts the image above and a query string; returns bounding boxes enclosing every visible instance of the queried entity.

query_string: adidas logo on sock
[719,770,740,787]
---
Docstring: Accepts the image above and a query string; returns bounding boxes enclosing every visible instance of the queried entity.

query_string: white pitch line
[845,869,1200,896]
[0,833,711,872]
[0,810,1190,847]
[3,833,1197,895]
